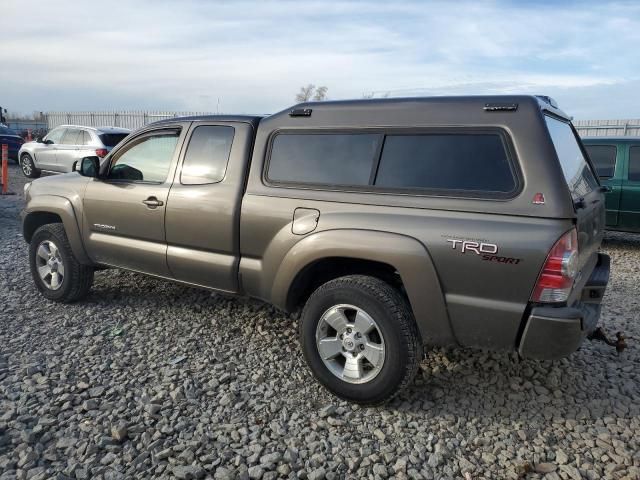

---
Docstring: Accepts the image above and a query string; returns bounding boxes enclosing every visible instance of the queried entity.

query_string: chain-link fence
[574,119,640,137]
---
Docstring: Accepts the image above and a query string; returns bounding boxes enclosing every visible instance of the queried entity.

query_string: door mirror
[78,156,100,178]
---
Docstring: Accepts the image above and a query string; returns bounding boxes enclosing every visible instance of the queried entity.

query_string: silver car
[18,125,130,178]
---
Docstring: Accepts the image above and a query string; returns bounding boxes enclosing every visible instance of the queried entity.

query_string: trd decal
[446,239,498,255]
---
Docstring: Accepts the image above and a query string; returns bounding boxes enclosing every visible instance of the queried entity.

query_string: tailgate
[544,116,606,277]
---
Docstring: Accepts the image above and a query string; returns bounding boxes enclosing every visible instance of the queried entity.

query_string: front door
[36,127,66,169]
[620,145,640,232]
[82,127,185,276]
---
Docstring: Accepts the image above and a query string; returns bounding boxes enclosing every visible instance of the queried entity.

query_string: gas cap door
[292,208,320,235]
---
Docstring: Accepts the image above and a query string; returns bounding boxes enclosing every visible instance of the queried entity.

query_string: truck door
[620,145,640,231]
[165,122,254,293]
[584,143,621,226]
[82,126,186,276]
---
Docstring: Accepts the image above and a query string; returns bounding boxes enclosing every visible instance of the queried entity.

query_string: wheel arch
[23,196,92,265]
[272,229,456,346]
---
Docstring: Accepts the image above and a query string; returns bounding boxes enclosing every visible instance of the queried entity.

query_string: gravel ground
[1,163,639,480]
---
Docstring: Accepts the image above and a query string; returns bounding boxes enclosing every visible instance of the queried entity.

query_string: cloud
[1,0,639,118]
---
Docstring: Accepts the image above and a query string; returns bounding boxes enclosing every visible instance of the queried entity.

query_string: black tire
[20,153,41,178]
[300,275,422,405]
[29,223,94,303]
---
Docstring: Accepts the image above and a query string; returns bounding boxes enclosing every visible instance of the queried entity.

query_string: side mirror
[78,156,100,178]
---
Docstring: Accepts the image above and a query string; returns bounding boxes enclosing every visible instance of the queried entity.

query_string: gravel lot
[1,163,639,480]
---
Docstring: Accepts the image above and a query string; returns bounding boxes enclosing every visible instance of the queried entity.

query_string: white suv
[18,125,130,178]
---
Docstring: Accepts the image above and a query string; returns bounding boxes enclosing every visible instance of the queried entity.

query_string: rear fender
[272,229,455,346]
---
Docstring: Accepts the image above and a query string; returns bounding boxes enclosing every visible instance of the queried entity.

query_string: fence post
[1,144,8,195]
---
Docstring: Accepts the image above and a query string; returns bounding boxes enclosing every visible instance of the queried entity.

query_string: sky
[1,0,639,119]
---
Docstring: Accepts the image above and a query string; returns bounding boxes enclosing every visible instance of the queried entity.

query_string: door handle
[142,196,164,208]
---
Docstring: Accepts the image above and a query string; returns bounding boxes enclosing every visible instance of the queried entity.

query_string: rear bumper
[518,253,610,360]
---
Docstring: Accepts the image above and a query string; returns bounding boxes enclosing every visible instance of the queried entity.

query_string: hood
[28,172,91,203]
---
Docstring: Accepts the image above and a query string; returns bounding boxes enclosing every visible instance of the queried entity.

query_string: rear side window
[82,131,92,145]
[375,134,516,193]
[545,117,599,200]
[181,126,235,185]
[99,133,129,147]
[629,147,640,182]
[268,133,380,186]
[584,145,617,178]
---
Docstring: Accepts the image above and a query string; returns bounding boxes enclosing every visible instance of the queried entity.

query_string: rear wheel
[20,153,40,178]
[29,224,94,303]
[300,275,421,404]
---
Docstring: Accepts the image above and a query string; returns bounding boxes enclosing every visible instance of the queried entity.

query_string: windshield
[545,116,599,200]
[99,133,129,147]
[0,126,19,136]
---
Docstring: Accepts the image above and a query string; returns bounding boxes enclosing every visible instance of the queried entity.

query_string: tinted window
[108,132,179,183]
[45,128,66,144]
[61,129,81,145]
[375,134,515,193]
[181,126,234,185]
[268,133,380,186]
[545,117,599,200]
[629,147,640,182]
[99,133,129,147]
[584,145,617,178]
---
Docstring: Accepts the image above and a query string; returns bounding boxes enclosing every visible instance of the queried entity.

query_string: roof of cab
[153,115,264,129]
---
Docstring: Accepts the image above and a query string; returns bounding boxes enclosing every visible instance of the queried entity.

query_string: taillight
[95,148,108,158]
[530,229,579,303]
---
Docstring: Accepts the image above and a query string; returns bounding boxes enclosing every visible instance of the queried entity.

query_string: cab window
[181,126,234,185]
[108,131,179,183]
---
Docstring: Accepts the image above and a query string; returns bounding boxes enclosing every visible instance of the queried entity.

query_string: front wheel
[300,275,422,405]
[20,153,41,178]
[29,224,94,303]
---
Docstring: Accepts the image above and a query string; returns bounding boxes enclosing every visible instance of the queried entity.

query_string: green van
[583,137,640,232]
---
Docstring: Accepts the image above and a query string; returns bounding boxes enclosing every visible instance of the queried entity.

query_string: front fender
[271,229,456,346]
[22,195,91,265]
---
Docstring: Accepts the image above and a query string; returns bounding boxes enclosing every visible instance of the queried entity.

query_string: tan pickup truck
[22,96,610,403]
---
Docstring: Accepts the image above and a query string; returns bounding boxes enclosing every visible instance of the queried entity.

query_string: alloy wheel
[315,304,386,384]
[35,240,65,290]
